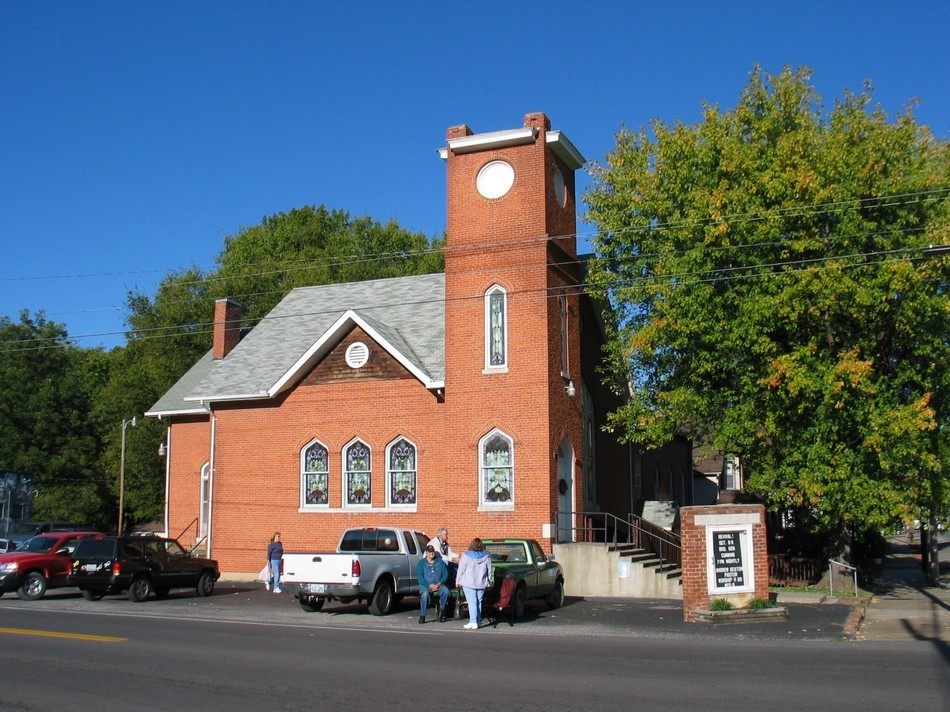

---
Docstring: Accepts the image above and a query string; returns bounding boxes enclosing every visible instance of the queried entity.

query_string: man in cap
[416,544,449,623]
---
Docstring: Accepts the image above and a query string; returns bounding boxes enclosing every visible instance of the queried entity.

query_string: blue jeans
[270,559,282,590]
[462,586,484,625]
[420,584,449,616]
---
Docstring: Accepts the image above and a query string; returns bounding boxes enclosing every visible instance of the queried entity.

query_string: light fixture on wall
[565,380,576,397]
[157,441,167,457]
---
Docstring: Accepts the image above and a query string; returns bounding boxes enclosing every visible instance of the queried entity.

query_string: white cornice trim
[440,127,538,159]
[145,405,211,417]
[546,131,585,169]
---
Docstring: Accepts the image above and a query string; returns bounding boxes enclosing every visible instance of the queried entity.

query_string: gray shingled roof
[145,350,214,417]
[148,273,446,415]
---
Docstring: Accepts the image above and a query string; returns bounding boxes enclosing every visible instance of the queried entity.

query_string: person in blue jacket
[267,532,283,593]
[416,545,449,624]
[455,537,493,630]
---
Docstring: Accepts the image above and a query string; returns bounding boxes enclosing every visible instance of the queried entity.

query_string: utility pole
[118,416,137,535]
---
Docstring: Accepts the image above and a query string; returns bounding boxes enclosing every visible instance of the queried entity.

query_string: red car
[0,531,102,600]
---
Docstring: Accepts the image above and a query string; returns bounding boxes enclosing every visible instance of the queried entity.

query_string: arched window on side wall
[387,437,417,508]
[301,440,330,507]
[344,439,372,507]
[480,429,514,509]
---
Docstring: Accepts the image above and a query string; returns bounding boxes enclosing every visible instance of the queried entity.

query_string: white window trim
[299,438,330,510]
[385,436,418,511]
[478,428,515,511]
[483,285,509,374]
[343,437,373,509]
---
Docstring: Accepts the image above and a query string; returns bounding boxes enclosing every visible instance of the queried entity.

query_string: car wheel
[299,597,325,612]
[367,578,394,616]
[17,571,48,601]
[81,588,105,601]
[546,579,565,610]
[127,576,152,602]
[195,571,215,597]
[512,585,527,619]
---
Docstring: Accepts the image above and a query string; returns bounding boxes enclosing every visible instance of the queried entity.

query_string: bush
[745,597,776,609]
[709,598,734,611]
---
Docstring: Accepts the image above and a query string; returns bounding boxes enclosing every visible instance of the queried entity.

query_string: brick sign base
[680,504,769,622]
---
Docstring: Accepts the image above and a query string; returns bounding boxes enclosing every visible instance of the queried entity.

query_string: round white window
[345,342,370,369]
[476,160,515,199]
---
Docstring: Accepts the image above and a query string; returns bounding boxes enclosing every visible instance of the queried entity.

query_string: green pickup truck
[481,538,565,619]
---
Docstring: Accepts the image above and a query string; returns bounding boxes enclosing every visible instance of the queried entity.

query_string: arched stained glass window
[480,429,513,507]
[302,440,329,506]
[387,438,417,506]
[345,439,372,506]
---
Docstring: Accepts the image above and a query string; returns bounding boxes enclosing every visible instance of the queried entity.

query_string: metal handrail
[175,517,199,544]
[553,510,682,570]
[828,559,858,598]
[628,513,682,570]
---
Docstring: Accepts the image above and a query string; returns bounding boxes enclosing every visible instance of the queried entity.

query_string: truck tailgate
[282,552,355,587]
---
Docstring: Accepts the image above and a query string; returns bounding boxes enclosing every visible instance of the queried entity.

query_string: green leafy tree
[585,67,949,570]
[0,312,108,527]
[213,205,444,324]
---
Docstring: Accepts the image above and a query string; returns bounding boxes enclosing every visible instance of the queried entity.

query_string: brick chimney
[213,298,242,359]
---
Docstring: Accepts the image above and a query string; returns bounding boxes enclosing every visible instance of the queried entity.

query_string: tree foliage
[585,66,949,533]
[0,312,110,528]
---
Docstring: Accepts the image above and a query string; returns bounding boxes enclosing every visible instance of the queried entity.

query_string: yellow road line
[0,627,126,643]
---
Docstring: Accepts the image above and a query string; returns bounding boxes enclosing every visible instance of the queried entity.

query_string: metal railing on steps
[554,510,682,572]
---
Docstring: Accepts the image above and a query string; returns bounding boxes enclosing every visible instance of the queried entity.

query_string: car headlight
[0,562,19,573]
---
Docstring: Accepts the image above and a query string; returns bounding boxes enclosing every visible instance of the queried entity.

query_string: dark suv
[68,535,219,602]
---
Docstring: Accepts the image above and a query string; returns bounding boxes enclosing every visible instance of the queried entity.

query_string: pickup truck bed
[283,527,431,615]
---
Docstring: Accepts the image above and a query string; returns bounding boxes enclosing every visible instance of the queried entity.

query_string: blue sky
[2,2,948,349]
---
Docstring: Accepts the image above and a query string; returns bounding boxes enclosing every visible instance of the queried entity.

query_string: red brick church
[147,112,691,575]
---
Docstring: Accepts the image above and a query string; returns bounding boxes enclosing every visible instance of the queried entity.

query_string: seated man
[416,545,450,624]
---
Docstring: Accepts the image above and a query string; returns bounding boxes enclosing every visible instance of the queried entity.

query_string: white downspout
[208,411,217,558]
[163,427,171,537]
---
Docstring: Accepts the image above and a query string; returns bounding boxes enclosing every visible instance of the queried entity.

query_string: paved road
[1,583,947,711]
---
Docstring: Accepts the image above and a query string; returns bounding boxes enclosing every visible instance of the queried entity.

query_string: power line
[1,242,943,354]
[1,187,945,285]
[1,188,946,352]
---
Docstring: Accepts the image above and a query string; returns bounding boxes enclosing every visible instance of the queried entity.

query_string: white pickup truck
[282,526,432,615]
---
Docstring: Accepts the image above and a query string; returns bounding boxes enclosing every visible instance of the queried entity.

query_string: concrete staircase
[553,542,683,599]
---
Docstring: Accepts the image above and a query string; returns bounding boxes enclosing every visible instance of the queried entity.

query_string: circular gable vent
[345,342,370,369]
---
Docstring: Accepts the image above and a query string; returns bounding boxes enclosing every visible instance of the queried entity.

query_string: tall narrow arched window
[581,380,596,504]
[344,439,372,506]
[559,293,569,378]
[301,440,329,507]
[386,437,417,507]
[484,285,508,371]
[479,429,514,509]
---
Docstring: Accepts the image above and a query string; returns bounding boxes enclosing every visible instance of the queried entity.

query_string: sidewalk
[856,533,949,642]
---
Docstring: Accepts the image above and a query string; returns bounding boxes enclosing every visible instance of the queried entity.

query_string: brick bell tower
[439,112,586,537]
